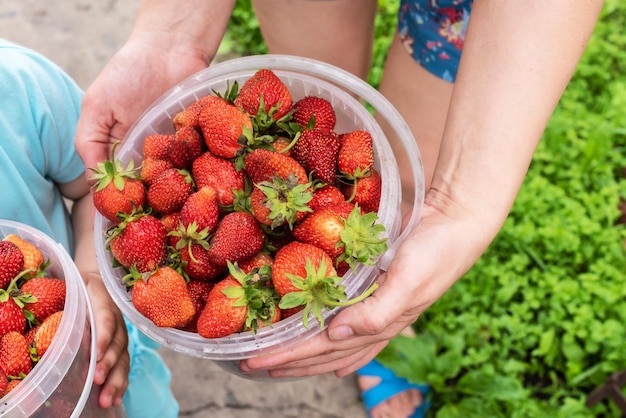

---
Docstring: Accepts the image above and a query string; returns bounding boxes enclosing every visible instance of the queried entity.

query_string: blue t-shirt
[0,39,179,418]
[0,39,84,252]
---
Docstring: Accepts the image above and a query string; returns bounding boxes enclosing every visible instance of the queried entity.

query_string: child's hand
[83,272,130,408]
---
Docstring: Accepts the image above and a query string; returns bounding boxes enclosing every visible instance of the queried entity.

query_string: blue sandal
[356,359,430,418]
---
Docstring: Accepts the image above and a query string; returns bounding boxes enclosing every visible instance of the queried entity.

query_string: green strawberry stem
[316,281,379,308]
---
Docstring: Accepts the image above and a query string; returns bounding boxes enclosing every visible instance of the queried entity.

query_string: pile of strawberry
[0,233,66,398]
[93,68,388,339]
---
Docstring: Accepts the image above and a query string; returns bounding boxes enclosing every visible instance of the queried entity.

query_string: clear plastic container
[0,220,125,417]
[94,55,425,378]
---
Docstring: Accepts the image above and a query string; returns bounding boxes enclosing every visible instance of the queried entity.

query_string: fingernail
[329,325,353,341]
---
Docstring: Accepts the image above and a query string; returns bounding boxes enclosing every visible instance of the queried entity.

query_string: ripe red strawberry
[292,96,336,131]
[293,202,387,271]
[238,251,273,273]
[160,212,181,233]
[140,156,173,187]
[293,202,355,259]
[270,136,293,156]
[0,295,27,337]
[33,310,63,358]
[234,68,293,120]
[197,261,279,337]
[147,168,195,214]
[337,130,374,179]
[180,280,214,333]
[178,238,224,282]
[21,277,66,323]
[0,368,7,395]
[207,212,265,267]
[168,126,205,169]
[107,213,168,273]
[173,95,226,131]
[309,184,346,211]
[250,178,312,229]
[179,186,220,234]
[90,148,146,223]
[271,241,337,298]
[0,241,24,289]
[191,151,246,207]
[341,169,382,213]
[244,148,309,186]
[196,276,247,338]
[0,331,32,377]
[272,241,378,328]
[23,324,39,345]
[292,129,340,184]
[198,99,253,159]
[128,266,196,328]
[4,234,44,276]
[143,134,174,160]
[3,379,20,396]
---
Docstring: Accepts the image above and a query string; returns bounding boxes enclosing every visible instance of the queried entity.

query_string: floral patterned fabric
[398,0,473,82]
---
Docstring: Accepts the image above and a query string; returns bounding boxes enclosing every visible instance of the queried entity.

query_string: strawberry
[309,184,346,211]
[234,68,293,120]
[90,144,147,223]
[23,324,39,345]
[191,151,246,207]
[341,168,382,213]
[197,261,279,338]
[250,177,312,229]
[293,202,355,260]
[128,266,196,328]
[0,368,7,396]
[143,134,174,160]
[160,211,181,233]
[207,212,265,267]
[198,99,253,159]
[179,186,220,234]
[196,276,247,338]
[140,157,173,187]
[272,241,378,328]
[3,379,21,397]
[0,285,31,337]
[0,241,24,289]
[238,251,274,273]
[271,241,337,298]
[180,280,214,333]
[21,277,66,323]
[292,129,340,184]
[33,310,63,358]
[337,130,374,179]
[177,240,224,282]
[270,136,294,156]
[107,212,168,273]
[173,95,226,131]
[147,168,195,214]
[4,234,44,277]
[244,148,308,186]
[168,126,205,169]
[292,96,336,131]
[0,331,32,377]
[293,202,387,270]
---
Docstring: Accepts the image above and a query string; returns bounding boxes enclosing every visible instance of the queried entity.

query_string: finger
[98,352,131,408]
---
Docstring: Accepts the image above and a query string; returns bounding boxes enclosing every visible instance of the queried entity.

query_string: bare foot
[357,374,424,418]
[357,327,424,418]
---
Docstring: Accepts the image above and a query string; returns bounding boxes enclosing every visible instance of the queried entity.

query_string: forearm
[71,193,99,277]
[130,0,237,64]
[432,0,604,240]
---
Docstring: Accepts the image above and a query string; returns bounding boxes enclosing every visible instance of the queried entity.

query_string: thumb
[327,272,413,342]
